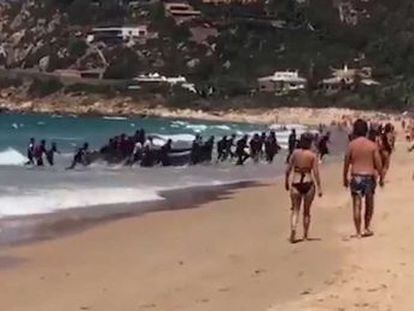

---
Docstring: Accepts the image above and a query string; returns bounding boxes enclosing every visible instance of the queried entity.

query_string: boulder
[38,55,50,71]
[186,58,200,69]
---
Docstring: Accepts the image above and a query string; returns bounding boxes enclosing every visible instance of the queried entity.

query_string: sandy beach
[1,141,414,310]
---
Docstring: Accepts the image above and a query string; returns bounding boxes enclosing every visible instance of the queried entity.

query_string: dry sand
[1,143,414,311]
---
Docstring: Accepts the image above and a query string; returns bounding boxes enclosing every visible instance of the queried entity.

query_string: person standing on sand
[285,133,323,243]
[343,119,384,238]
[317,132,331,163]
[378,123,395,179]
[286,129,297,163]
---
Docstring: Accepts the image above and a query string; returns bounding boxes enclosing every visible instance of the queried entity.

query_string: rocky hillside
[0,0,414,110]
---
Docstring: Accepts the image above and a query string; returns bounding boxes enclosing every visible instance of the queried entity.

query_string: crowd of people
[285,119,396,243]
[26,128,332,169]
[25,138,60,167]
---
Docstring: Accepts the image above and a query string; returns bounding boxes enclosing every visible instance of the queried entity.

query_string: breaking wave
[0,148,27,166]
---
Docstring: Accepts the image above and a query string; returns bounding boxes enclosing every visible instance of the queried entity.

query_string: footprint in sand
[140,303,156,309]
[300,289,312,295]
[253,268,266,276]
[218,287,231,292]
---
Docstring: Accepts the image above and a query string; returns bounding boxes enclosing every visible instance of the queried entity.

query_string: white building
[258,71,307,94]
[321,65,379,92]
[130,73,196,93]
[87,25,153,44]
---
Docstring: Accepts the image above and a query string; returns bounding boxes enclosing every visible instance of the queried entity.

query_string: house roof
[258,71,306,83]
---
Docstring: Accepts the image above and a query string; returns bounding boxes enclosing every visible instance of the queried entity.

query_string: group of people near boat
[285,119,396,243]
[25,138,60,167]
[25,127,332,169]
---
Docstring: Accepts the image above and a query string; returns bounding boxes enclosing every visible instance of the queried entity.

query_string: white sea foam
[0,187,164,217]
[171,121,188,126]
[269,123,308,131]
[185,124,208,132]
[211,125,232,131]
[0,148,27,166]
[103,116,128,121]
[157,133,195,142]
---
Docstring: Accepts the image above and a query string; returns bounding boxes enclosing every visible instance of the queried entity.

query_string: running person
[34,140,47,166]
[25,138,35,165]
[46,142,60,166]
[286,129,297,163]
[378,123,395,179]
[285,133,323,243]
[318,132,331,162]
[343,119,384,238]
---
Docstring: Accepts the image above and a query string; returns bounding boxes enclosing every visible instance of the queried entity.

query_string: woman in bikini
[285,133,323,243]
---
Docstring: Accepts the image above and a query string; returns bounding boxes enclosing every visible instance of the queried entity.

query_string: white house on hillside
[321,65,379,92]
[258,71,307,94]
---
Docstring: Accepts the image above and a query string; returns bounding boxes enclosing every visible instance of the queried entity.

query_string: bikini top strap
[294,167,312,183]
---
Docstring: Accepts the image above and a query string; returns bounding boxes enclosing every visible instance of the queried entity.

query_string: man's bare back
[347,137,382,176]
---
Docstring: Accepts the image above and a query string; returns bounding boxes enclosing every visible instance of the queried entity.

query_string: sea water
[0,113,318,220]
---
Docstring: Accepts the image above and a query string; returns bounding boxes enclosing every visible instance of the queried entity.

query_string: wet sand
[1,142,414,310]
[0,182,256,247]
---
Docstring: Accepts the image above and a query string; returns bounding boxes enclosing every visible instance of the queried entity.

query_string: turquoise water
[0,112,294,220]
[0,113,267,155]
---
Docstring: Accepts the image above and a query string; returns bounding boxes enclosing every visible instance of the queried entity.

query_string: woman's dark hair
[384,123,393,133]
[353,119,368,137]
[299,133,313,150]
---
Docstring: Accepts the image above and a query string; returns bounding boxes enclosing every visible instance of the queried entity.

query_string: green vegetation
[28,78,64,97]
[5,0,414,111]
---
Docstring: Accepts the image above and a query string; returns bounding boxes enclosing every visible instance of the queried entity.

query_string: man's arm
[343,148,351,188]
[373,147,384,186]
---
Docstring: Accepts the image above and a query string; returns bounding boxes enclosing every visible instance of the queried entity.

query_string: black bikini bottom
[292,182,315,195]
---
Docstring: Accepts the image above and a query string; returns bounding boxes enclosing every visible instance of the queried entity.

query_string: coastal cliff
[0,0,414,111]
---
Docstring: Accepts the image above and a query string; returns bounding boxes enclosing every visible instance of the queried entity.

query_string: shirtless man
[285,133,323,243]
[343,119,384,238]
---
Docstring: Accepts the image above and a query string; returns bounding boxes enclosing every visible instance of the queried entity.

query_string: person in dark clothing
[203,136,215,162]
[216,136,227,162]
[224,134,236,161]
[140,142,155,167]
[25,138,35,165]
[46,142,60,166]
[66,143,89,170]
[235,135,249,165]
[118,133,130,159]
[191,135,203,165]
[265,131,280,163]
[137,129,146,145]
[34,140,47,166]
[249,133,262,163]
[318,132,331,162]
[286,129,297,163]
[160,139,172,166]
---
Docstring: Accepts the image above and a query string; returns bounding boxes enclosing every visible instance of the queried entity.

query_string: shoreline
[0,95,406,127]
[0,181,258,248]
